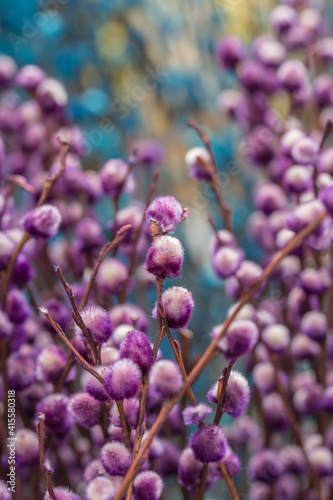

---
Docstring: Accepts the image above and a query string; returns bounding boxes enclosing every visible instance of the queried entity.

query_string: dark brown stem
[40,307,104,384]
[112,212,326,500]
[117,401,131,449]
[79,224,132,309]
[214,363,233,425]
[187,119,233,233]
[36,413,57,500]
[55,266,99,365]
[219,462,240,500]
[197,465,209,500]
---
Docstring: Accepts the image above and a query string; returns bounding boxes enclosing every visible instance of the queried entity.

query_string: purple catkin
[83,460,107,483]
[321,386,333,411]
[100,441,132,476]
[75,217,104,252]
[207,371,250,418]
[146,196,183,233]
[0,480,12,500]
[277,60,308,92]
[110,397,140,429]
[212,247,243,279]
[244,126,276,164]
[279,446,306,475]
[86,477,116,500]
[7,351,35,391]
[149,360,182,399]
[283,165,313,193]
[82,366,109,402]
[270,5,297,34]
[0,55,16,88]
[152,286,194,329]
[154,441,181,476]
[104,359,141,401]
[299,268,331,295]
[291,137,319,165]
[15,429,39,467]
[132,139,165,167]
[190,424,227,463]
[74,305,114,345]
[37,394,73,439]
[36,345,67,383]
[185,147,212,180]
[319,184,333,216]
[178,448,203,490]
[215,36,245,70]
[0,311,13,339]
[133,471,163,500]
[183,403,212,426]
[255,184,287,215]
[36,78,68,112]
[168,405,185,435]
[42,298,70,333]
[248,449,284,484]
[15,64,46,90]
[286,199,326,233]
[273,473,300,500]
[293,383,323,415]
[280,129,306,157]
[222,445,241,477]
[109,303,150,333]
[111,325,133,348]
[301,311,327,340]
[236,260,263,290]
[68,391,101,428]
[253,36,285,68]
[261,324,290,353]
[11,253,34,286]
[290,333,321,360]
[145,236,184,279]
[6,289,30,324]
[44,487,82,500]
[101,346,119,365]
[119,329,154,375]
[309,447,333,477]
[214,319,259,362]
[22,204,62,239]
[96,258,128,295]
[100,159,129,196]
[262,393,290,431]
[248,482,272,500]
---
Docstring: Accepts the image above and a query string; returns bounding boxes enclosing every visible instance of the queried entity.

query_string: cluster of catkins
[1,0,333,499]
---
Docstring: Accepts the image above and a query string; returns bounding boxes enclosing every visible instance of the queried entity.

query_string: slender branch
[40,307,104,384]
[116,401,131,449]
[36,413,57,500]
[112,211,326,500]
[79,224,132,309]
[214,363,233,426]
[55,266,99,364]
[6,175,37,195]
[219,463,239,500]
[197,465,209,500]
[187,119,233,233]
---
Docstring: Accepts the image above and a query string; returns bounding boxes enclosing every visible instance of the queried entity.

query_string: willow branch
[112,211,326,500]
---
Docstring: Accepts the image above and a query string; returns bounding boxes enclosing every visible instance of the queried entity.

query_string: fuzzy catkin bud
[248,449,284,484]
[0,480,12,500]
[152,286,194,329]
[178,448,203,490]
[190,424,227,463]
[212,247,243,279]
[145,236,184,279]
[44,487,82,500]
[104,359,141,401]
[36,345,67,384]
[85,477,116,500]
[22,204,62,239]
[100,441,132,476]
[96,258,128,296]
[15,429,39,467]
[207,371,250,418]
[69,391,101,428]
[100,159,129,197]
[185,147,212,180]
[82,367,109,402]
[149,360,182,399]
[146,196,183,233]
[133,471,164,500]
[183,403,212,426]
[110,397,139,429]
[213,319,259,362]
[261,324,290,353]
[119,329,154,375]
[74,305,113,345]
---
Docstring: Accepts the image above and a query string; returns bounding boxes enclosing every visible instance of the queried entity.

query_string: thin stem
[55,266,99,365]
[219,463,239,500]
[197,465,209,500]
[187,119,233,233]
[79,224,132,309]
[112,212,326,500]
[36,413,57,500]
[40,307,104,384]
[214,363,233,426]
[117,401,131,449]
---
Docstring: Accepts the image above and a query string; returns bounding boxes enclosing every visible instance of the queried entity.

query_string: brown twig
[6,175,37,195]
[79,224,132,309]
[187,119,233,233]
[117,401,132,449]
[36,413,57,500]
[214,363,233,426]
[55,266,99,365]
[40,307,104,384]
[112,211,326,500]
